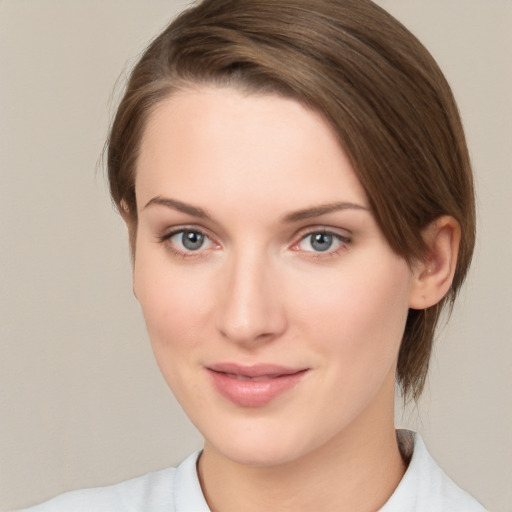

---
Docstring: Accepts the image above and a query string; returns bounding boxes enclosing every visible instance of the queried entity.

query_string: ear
[408,216,461,310]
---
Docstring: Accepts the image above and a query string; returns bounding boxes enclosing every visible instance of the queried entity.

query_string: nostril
[217,309,287,345]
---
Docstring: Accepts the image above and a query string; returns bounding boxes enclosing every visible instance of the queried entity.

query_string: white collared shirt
[14,431,487,511]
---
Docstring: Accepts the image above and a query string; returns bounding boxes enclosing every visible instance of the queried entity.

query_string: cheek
[133,253,216,409]
[133,247,214,351]
[291,254,412,376]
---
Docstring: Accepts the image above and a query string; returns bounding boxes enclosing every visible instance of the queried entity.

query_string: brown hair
[107,0,475,401]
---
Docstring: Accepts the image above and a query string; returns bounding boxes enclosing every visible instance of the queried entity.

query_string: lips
[206,363,309,407]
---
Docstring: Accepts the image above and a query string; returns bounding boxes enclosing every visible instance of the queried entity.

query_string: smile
[206,363,309,408]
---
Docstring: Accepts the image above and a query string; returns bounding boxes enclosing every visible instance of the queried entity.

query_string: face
[133,87,416,467]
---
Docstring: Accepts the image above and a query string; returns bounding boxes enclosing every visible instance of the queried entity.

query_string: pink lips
[206,363,308,407]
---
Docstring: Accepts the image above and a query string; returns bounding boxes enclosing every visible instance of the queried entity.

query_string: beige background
[1,1,510,510]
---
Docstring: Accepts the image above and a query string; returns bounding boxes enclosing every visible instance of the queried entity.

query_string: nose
[216,249,287,346]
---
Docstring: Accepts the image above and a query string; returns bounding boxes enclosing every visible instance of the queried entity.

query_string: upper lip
[207,362,307,378]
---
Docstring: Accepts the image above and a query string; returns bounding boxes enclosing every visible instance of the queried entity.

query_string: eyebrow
[144,196,368,223]
[144,196,211,219]
[282,201,369,223]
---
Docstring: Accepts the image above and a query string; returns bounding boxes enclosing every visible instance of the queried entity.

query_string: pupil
[312,233,332,252]
[182,231,204,250]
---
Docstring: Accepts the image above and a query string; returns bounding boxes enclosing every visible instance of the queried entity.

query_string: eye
[296,231,350,254]
[173,230,208,251]
[160,228,218,256]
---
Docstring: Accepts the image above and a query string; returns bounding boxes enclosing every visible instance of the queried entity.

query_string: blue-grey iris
[182,231,205,250]
[311,233,333,252]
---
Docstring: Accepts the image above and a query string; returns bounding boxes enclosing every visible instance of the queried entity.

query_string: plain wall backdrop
[1,1,510,510]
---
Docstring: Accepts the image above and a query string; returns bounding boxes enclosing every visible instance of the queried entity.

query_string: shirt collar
[173,450,210,511]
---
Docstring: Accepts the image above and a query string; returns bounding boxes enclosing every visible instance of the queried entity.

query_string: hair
[107,0,475,402]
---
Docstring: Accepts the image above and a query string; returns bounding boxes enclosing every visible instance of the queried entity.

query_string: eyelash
[157,227,352,260]
[291,229,352,259]
[157,227,217,260]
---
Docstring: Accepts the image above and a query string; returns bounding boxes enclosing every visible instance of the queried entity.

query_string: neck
[198,379,406,512]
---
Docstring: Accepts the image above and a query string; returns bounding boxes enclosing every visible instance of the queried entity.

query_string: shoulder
[13,465,178,512]
[380,430,487,512]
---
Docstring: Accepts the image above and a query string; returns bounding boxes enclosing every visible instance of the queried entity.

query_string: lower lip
[207,369,308,407]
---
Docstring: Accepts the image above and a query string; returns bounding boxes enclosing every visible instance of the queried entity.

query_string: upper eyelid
[147,209,228,240]
[159,221,231,247]
[295,231,350,247]
[293,225,352,241]
[160,225,212,240]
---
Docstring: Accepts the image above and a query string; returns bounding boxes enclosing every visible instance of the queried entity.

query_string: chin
[213,438,303,468]
[201,415,337,469]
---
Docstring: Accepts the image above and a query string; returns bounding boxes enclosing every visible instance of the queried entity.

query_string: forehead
[136,86,368,213]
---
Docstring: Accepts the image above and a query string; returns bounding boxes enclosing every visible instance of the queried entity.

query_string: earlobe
[408,216,461,310]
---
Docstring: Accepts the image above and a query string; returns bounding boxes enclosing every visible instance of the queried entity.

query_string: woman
[16,0,487,510]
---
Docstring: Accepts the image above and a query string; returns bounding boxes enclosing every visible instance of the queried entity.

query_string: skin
[129,86,459,512]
